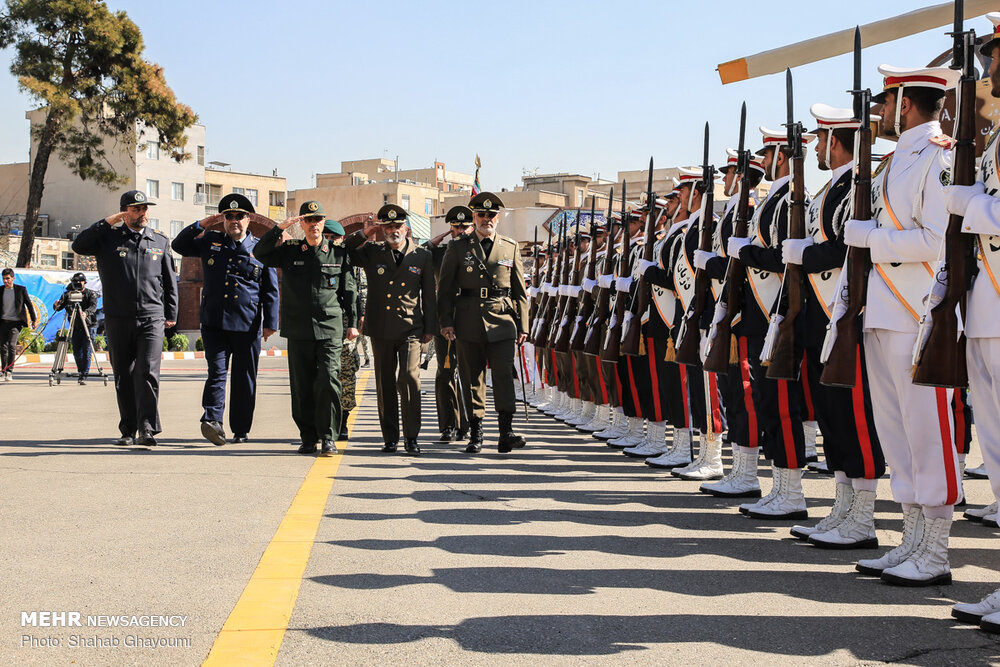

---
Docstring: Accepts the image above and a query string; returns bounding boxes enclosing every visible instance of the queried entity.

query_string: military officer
[425,205,474,442]
[438,192,529,454]
[253,201,358,456]
[72,189,178,448]
[346,203,436,455]
[171,193,279,445]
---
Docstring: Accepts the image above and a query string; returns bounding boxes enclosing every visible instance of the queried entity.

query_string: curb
[16,349,287,366]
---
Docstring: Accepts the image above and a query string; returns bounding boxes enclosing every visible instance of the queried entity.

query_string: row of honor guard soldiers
[518,19,1000,632]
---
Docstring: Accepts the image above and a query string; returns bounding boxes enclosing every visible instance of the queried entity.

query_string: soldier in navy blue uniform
[171,193,279,446]
[72,189,178,448]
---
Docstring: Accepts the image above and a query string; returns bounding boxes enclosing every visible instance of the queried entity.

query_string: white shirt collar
[896,120,942,155]
[767,175,790,202]
[831,161,853,184]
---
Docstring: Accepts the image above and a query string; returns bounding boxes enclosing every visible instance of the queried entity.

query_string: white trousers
[969,337,1000,502]
[864,329,961,507]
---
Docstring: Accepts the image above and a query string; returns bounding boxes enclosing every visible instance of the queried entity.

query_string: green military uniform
[253,202,356,453]
[345,204,436,453]
[437,192,529,453]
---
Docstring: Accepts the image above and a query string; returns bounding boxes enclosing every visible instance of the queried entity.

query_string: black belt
[460,287,510,298]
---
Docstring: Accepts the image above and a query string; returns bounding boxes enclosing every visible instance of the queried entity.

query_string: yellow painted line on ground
[203,370,372,667]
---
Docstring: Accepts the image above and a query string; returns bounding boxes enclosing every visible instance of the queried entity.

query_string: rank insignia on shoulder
[930,135,954,149]
[940,170,952,186]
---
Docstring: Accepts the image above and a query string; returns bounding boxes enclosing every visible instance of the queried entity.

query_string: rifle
[570,197,600,351]
[764,68,807,381]
[676,124,717,365]
[554,212,583,352]
[528,227,541,326]
[704,103,750,374]
[621,157,658,356]
[547,212,576,347]
[911,2,975,388]
[531,219,561,345]
[820,27,873,387]
[584,186,618,355]
[601,183,630,362]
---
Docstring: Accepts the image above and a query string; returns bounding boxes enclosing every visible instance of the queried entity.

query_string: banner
[12,269,103,343]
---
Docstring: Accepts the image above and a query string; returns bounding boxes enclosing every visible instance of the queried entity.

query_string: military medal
[208,258,214,266]
[119,251,127,258]
[466,266,473,272]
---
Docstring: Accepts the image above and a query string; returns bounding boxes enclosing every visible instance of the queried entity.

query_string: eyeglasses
[224,212,247,221]
[476,211,498,220]
[304,216,325,223]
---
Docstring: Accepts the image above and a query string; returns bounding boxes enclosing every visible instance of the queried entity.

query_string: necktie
[481,238,493,259]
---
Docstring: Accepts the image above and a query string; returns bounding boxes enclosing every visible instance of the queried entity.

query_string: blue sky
[0,1,986,195]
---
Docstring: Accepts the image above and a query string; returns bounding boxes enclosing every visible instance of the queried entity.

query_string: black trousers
[0,320,21,372]
[617,353,651,419]
[105,316,165,436]
[723,337,762,448]
[745,334,805,469]
[201,326,261,435]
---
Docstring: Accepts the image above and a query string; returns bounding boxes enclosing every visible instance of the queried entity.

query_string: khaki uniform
[347,233,436,443]
[437,232,528,417]
[428,240,470,433]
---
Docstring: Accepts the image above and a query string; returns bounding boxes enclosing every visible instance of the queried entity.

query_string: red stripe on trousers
[800,356,815,421]
[708,372,723,434]
[777,380,798,468]
[679,363,690,428]
[596,358,609,404]
[852,346,876,479]
[571,354,580,398]
[537,354,546,388]
[954,391,968,455]
[521,348,530,383]
[646,337,663,421]
[626,356,643,419]
[935,387,959,505]
[551,349,558,386]
[739,337,758,448]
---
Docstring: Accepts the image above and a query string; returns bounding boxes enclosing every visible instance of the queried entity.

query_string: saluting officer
[171,193,279,446]
[253,201,358,457]
[425,205,474,443]
[72,189,178,448]
[438,192,529,454]
[345,203,436,455]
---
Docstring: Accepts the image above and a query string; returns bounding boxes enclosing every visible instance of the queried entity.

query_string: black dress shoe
[404,438,421,455]
[456,429,468,440]
[231,434,248,444]
[297,441,317,454]
[134,431,157,448]
[382,441,398,453]
[338,410,351,441]
[113,436,134,447]
[320,439,338,457]
[465,442,482,454]
[201,420,227,446]
[438,427,456,442]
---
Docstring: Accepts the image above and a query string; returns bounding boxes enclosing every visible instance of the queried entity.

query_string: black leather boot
[497,412,526,453]
[338,410,351,441]
[465,417,483,454]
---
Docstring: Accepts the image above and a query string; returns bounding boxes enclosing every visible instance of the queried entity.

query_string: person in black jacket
[0,267,38,381]
[52,272,99,384]
[72,190,178,448]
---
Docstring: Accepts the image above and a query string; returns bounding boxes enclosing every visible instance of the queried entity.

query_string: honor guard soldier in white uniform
[72,190,178,448]
[844,64,962,586]
[438,192,529,454]
[346,204,436,455]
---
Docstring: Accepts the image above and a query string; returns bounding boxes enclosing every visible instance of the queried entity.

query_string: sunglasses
[304,216,325,223]
[224,212,247,221]
[476,211,498,220]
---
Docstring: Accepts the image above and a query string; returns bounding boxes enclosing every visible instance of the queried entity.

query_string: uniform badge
[466,266,473,273]
[322,244,328,252]
[208,258,215,266]
[408,266,421,275]
[308,202,319,212]
[119,251,127,258]
[301,244,307,252]
[498,259,514,267]
[378,267,386,275]
[940,170,952,186]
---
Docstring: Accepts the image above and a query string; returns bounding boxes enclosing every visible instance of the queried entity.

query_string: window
[206,184,222,206]
[171,182,184,201]
[197,145,204,166]
[148,218,159,230]
[170,220,184,237]
[245,189,258,206]
[61,252,74,271]
[424,198,434,215]
[401,194,410,210]
[577,189,584,207]
[146,179,159,199]
[40,254,57,267]
[145,142,159,160]
[269,190,284,207]
[232,187,244,195]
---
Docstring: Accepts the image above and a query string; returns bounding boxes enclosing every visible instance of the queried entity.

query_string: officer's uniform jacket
[961,125,1000,338]
[253,226,356,341]
[346,233,437,341]
[864,120,951,334]
[72,220,178,321]
[644,218,691,330]
[438,231,529,342]
[737,176,792,336]
[171,223,279,333]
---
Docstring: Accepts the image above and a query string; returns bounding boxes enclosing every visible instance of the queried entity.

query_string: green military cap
[324,219,345,235]
[469,191,504,212]
[445,205,474,226]
[376,204,408,224]
[299,200,326,217]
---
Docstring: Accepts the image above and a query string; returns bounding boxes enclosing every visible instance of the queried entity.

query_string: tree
[0,0,197,267]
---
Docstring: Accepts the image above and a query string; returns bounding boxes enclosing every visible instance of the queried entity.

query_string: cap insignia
[308,202,318,212]
[135,192,145,202]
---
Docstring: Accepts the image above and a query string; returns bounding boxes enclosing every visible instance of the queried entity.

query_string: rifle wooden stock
[766,153,807,381]
[676,189,717,366]
[585,200,620,356]
[532,236,561,346]
[554,227,583,352]
[570,219,600,352]
[546,227,573,348]
[621,210,658,356]
[601,227,631,362]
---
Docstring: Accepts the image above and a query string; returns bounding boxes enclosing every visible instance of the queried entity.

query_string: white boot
[565,397,586,423]
[580,404,609,432]
[700,445,762,498]
[623,421,668,458]
[739,463,778,514]
[675,432,724,480]
[645,428,692,468]
[747,467,808,519]
[670,432,704,477]
[570,401,597,427]
[543,391,564,415]
[595,407,627,439]
[554,395,576,420]
[532,386,551,409]
[953,587,1000,624]
[809,489,878,549]
[804,420,819,463]
[856,504,924,576]
[608,417,645,449]
[881,513,952,586]
[791,482,853,540]
[966,463,989,479]
[965,500,999,523]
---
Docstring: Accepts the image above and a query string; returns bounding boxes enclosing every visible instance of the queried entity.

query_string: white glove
[582,277,598,293]
[558,285,569,296]
[781,237,814,265]
[944,182,986,217]
[844,218,877,248]
[546,284,558,296]
[597,274,614,289]
[615,276,633,293]
[636,258,658,274]
[693,250,718,270]
[528,287,538,298]
[727,236,751,258]
[565,286,582,298]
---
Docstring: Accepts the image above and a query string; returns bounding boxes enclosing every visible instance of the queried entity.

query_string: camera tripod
[49,295,109,386]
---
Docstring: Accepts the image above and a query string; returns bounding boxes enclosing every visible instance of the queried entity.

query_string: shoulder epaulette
[929,134,954,149]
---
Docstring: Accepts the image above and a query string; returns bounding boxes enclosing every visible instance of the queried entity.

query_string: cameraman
[53,272,98,384]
